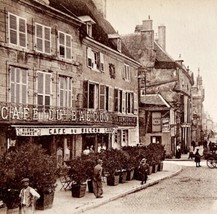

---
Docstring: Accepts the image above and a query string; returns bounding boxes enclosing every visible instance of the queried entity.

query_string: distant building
[191,70,205,143]
[122,18,194,154]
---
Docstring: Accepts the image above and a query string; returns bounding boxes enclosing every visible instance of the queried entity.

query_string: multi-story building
[122,18,194,154]
[0,0,140,161]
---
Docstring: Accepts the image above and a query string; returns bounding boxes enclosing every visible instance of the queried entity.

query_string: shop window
[122,130,128,146]
[9,66,28,104]
[35,23,51,54]
[151,136,162,144]
[58,31,72,60]
[8,12,27,48]
[37,71,52,110]
[59,76,72,108]
[114,130,121,148]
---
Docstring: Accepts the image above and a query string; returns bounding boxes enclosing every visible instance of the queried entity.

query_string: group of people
[176,141,202,167]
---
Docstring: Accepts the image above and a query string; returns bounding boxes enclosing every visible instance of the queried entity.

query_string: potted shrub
[101,149,121,186]
[0,143,58,212]
[68,157,88,198]
[81,154,96,193]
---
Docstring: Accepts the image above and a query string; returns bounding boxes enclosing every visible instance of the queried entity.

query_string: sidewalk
[35,162,182,214]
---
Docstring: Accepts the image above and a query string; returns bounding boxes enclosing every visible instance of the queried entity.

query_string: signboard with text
[0,103,137,126]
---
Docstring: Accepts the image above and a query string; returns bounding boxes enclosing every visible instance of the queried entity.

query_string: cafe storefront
[0,102,138,163]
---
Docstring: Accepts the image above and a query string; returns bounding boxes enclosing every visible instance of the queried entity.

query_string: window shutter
[108,87,113,112]
[87,47,92,67]
[99,85,105,110]
[133,93,137,114]
[10,66,15,103]
[59,32,65,57]
[36,24,43,52]
[83,81,89,108]
[122,65,125,80]
[122,91,125,113]
[44,27,51,54]
[100,52,104,71]
[19,18,26,47]
[66,35,71,59]
[9,14,17,45]
[59,76,64,107]
[114,88,118,112]
[21,69,27,104]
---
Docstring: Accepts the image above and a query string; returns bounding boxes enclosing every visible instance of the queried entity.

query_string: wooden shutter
[108,87,113,112]
[122,91,125,113]
[114,88,118,112]
[9,14,17,45]
[19,18,26,47]
[87,47,92,67]
[44,27,51,54]
[66,35,71,59]
[99,85,105,110]
[133,92,137,114]
[21,69,27,104]
[36,24,43,52]
[83,81,89,108]
[45,73,51,107]
[59,76,64,107]
[59,32,65,57]
[10,66,15,103]
[100,52,104,71]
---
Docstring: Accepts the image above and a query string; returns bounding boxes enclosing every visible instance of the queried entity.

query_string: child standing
[194,149,201,167]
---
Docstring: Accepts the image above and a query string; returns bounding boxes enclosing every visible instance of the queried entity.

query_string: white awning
[11,125,116,136]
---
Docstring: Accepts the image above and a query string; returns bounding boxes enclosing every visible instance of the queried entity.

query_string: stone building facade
[122,18,194,154]
[0,0,140,161]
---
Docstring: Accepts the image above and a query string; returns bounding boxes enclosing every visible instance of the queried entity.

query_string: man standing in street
[93,159,103,198]
[19,178,40,214]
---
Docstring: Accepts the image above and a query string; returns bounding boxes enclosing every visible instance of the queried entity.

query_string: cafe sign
[15,127,116,136]
[0,103,137,126]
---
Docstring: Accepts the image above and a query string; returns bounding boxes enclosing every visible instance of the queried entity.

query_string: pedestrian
[188,145,194,159]
[191,141,196,152]
[83,146,90,155]
[138,158,149,185]
[89,145,94,154]
[175,143,181,159]
[19,178,40,214]
[93,159,103,198]
[194,148,201,167]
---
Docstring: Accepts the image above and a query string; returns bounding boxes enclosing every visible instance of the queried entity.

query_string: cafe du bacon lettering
[0,104,137,126]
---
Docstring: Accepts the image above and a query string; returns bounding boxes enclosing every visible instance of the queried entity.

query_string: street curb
[72,164,183,214]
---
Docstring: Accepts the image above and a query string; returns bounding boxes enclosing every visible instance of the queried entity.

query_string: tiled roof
[49,0,133,59]
[154,42,174,62]
[140,94,170,107]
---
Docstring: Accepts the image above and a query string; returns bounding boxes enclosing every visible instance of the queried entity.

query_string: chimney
[142,19,153,31]
[92,0,107,18]
[158,25,166,50]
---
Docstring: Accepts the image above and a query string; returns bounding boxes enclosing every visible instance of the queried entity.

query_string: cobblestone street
[84,160,217,214]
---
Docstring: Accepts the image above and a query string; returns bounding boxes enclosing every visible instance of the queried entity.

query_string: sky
[106,0,217,122]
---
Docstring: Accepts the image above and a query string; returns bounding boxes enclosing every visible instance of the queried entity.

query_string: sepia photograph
[0,0,217,214]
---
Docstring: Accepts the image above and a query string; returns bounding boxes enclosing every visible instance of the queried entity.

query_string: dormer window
[108,34,122,52]
[86,23,92,37]
[78,16,95,37]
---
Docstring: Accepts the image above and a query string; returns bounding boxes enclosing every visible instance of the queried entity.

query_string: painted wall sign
[0,103,137,126]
